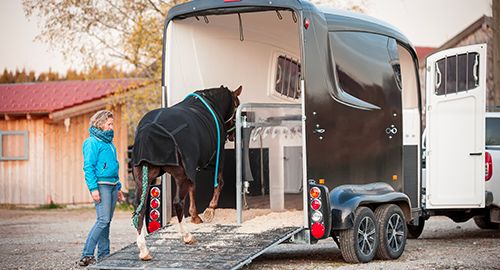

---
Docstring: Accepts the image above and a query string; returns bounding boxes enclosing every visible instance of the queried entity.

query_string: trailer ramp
[89,225,302,270]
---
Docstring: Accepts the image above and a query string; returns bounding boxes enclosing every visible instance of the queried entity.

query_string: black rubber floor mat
[89,224,302,270]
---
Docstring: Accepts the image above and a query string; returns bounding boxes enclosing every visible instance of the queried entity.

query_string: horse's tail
[132,165,149,230]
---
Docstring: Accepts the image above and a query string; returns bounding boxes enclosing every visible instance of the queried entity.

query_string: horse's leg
[166,166,196,244]
[203,170,225,222]
[188,182,203,224]
[133,165,160,261]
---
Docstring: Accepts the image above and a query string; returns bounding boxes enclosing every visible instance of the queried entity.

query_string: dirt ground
[0,206,499,270]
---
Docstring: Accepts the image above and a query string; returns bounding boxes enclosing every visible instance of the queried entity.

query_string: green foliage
[22,0,190,79]
[37,202,64,209]
[0,65,134,84]
[110,79,161,142]
[116,202,134,212]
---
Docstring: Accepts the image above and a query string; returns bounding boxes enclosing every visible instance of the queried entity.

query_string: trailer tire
[339,207,379,263]
[473,215,499,230]
[375,204,407,260]
[407,217,425,239]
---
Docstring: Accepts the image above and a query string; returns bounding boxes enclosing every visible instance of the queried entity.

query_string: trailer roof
[166,0,412,45]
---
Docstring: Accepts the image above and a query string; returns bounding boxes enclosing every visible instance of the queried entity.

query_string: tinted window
[275,56,301,99]
[435,52,479,95]
[486,118,500,145]
[329,32,400,105]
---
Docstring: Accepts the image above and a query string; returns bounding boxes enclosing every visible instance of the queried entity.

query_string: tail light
[150,198,160,209]
[148,220,161,233]
[150,209,160,220]
[311,199,321,211]
[486,151,493,181]
[151,187,160,198]
[146,184,162,233]
[308,180,331,241]
[310,187,321,199]
[311,222,325,239]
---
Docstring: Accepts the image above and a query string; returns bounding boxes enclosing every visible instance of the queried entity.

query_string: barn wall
[0,105,129,205]
[0,118,45,204]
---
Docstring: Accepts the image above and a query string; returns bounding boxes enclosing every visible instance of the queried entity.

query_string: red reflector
[486,151,493,181]
[148,220,161,233]
[304,18,310,29]
[311,199,321,210]
[150,198,160,209]
[151,187,160,198]
[311,222,325,239]
[150,209,160,220]
[310,187,321,199]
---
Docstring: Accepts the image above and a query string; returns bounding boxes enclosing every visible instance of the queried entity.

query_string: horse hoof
[203,208,215,223]
[183,233,196,244]
[191,216,203,224]
[140,253,153,261]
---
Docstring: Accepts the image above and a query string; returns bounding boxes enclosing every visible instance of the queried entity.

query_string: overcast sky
[0,0,492,74]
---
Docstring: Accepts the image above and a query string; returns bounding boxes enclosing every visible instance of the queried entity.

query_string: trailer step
[89,225,302,270]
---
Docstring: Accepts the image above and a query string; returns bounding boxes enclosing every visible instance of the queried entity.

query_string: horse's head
[225,85,242,142]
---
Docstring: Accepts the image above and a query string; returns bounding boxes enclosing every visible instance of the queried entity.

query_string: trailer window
[329,32,398,107]
[435,52,479,95]
[275,56,301,99]
[0,131,29,161]
[486,118,500,145]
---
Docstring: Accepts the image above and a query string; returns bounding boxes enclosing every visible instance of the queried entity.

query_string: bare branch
[147,0,166,17]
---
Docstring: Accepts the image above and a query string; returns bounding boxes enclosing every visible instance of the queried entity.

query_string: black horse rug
[132,87,235,184]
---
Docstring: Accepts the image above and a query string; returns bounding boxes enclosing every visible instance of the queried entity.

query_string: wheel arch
[329,182,411,230]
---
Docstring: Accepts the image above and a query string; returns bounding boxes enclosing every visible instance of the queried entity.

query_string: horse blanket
[132,87,232,181]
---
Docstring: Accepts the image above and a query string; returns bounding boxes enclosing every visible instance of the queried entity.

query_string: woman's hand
[91,190,101,203]
[117,190,124,202]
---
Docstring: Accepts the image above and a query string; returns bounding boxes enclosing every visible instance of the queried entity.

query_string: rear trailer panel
[90,224,302,270]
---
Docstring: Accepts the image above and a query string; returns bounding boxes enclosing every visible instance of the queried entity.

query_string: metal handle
[469,152,482,156]
[313,128,325,134]
[435,62,442,90]
[473,54,479,86]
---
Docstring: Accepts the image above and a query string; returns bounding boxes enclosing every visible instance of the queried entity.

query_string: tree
[0,69,14,84]
[23,0,190,79]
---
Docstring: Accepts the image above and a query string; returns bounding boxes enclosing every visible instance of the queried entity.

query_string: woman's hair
[90,110,113,129]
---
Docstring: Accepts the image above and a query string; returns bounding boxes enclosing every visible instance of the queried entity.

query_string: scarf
[89,126,114,143]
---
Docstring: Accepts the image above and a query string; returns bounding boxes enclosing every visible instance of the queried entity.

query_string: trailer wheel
[375,204,407,260]
[339,207,379,263]
[407,217,425,239]
[473,215,499,230]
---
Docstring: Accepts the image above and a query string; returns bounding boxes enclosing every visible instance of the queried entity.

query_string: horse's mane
[195,86,233,121]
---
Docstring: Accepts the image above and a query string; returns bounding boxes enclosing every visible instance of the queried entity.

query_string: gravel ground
[0,207,499,270]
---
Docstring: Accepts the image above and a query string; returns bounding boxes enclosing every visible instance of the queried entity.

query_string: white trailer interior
[165,10,304,216]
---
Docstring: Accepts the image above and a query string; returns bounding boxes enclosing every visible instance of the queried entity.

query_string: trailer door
[425,44,486,209]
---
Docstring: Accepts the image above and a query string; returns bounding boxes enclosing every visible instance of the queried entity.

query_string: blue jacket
[82,135,121,192]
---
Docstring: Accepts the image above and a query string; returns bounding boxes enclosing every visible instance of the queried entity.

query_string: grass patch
[37,202,64,209]
[116,202,134,211]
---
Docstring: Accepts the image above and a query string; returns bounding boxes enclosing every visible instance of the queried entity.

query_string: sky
[0,0,493,75]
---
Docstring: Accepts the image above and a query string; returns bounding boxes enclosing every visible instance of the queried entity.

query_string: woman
[79,110,123,266]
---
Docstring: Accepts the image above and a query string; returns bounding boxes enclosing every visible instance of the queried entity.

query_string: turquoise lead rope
[185,93,221,188]
[132,165,149,229]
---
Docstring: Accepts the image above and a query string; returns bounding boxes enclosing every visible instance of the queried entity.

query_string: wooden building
[417,15,496,111]
[0,79,144,205]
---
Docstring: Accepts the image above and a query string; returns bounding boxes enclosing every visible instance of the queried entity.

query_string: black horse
[131,85,242,260]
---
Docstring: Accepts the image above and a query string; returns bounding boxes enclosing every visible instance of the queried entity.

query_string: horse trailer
[91,0,493,269]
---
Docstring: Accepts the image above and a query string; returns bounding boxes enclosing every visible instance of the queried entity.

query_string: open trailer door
[425,44,486,209]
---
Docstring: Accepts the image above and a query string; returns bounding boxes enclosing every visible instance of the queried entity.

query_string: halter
[225,96,238,133]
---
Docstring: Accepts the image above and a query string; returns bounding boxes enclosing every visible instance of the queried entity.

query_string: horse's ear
[233,85,242,96]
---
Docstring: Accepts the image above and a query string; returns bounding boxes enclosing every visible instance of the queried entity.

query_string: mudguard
[330,182,411,230]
